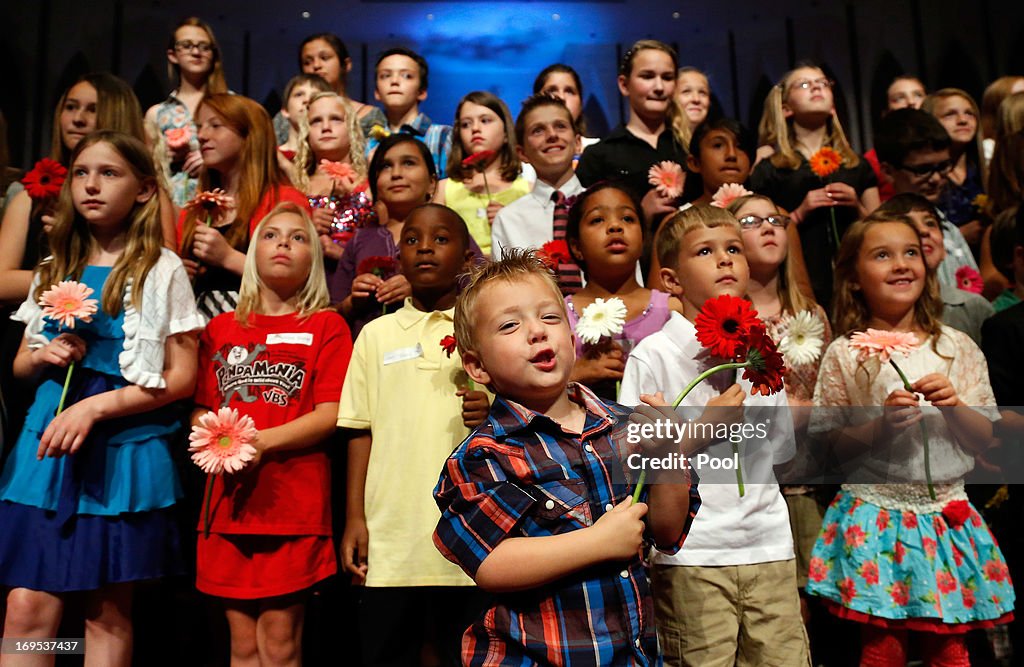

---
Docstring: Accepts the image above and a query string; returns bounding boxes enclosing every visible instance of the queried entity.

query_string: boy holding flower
[433,248,700,665]
[619,204,809,666]
[337,203,488,665]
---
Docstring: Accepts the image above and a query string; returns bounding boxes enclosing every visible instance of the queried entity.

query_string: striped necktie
[552,190,583,295]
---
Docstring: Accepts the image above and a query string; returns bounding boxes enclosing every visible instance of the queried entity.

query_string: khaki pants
[651,559,811,667]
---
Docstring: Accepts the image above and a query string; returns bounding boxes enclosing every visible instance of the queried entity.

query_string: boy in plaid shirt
[433,250,701,665]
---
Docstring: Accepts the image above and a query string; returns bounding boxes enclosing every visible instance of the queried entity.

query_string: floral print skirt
[806,484,1015,632]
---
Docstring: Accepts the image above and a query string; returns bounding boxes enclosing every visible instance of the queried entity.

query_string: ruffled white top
[13,248,204,388]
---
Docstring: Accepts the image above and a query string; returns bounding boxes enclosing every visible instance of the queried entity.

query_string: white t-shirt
[619,311,796,566]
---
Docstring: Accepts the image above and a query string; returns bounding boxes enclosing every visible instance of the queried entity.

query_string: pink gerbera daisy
[648,161,685,199]
[39,280,98,329]
[955,266,983,294]
[849,328,918,364]
[710,182,754,208]
[189,407,259,474]
[320,159,357,184]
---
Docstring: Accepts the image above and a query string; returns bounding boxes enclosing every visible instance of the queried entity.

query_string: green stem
[890,359,935,500]
[56,361,74,415]
[732,441,745,497]
[632,361,750,503]
[202,473,214,538]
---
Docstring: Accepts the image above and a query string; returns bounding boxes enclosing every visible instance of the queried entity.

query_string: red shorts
[196,533,336,600]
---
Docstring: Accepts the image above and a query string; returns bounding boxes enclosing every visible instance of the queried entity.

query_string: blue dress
[0,266,184,591]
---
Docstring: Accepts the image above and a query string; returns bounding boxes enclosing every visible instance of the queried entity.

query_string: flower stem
[732,441,745,496]
[829,207,840,249]
[632,361,750,503]
[202,473,214,538]
[890,359,935,500]
[482,172,492,201]
[56,361,75,415]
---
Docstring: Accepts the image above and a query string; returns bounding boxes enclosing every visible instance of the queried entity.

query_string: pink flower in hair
[710,183,754,209]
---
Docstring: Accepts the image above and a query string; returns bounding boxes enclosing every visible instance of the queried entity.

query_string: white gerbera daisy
[575,297,628,345]
[779,310,825,366]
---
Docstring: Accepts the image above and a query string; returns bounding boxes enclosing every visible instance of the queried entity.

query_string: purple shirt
[330,225,483,340]
[566,289,672,359]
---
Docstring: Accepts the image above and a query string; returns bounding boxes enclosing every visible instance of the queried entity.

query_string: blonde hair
[670,67,709,151]
[727,194,814,315]
[655,204,742,271]
[179,94,289,254]
[235,202,329,324]
[987,92,1024,216]
[831,213,943,342]
[765,65,860,170]
[37,131,163,316]
[922,88,984,180]
[294,91,367,191]
[453,248,561,355]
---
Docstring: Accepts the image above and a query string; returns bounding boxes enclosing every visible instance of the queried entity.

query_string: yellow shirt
[338,299,478,587]
[445,176,531,256]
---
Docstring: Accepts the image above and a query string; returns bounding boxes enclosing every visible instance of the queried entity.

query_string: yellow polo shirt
[338,299,478,587]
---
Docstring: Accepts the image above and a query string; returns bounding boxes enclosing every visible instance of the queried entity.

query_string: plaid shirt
[365,112,453,179]
[434,384,701,666]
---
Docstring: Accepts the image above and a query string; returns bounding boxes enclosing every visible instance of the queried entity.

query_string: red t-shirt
[195,309,352,535]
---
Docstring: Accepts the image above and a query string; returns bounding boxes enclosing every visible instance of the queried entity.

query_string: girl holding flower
[751,62,880,311]
[808,212,1013,665]
[144,17,229,208]
[177,94,309,323]
[193,202,351,667]
[294,92,370,263]
[0,73,146,445]
[0,131,202,666]
[434,91,529,256]
[564,182,682,398]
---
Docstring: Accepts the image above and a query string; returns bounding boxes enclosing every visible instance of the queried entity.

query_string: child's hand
[882,388,922,435]
[311,207,335,237]
[631,391,683,456]
[571,348,625,384]
[704,383,746,427]
[320,235,343,262]
[795,188,835,218]
[823,182,858,208]
[181,150,204,178]
[37,398,98,459]
[350,273,384,300]
[458,389,489,428]
[341,518,369,585]
[375,274,411,305]
[32,333,86,370]
[640,187,679,221]
[591,497,648,561]
[485,201,504,225]
[182,258,201,280]
[913,373,961,407]
[192,224,235,267]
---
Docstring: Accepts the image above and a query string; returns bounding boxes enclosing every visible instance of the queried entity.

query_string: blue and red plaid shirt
[434,384,701,666]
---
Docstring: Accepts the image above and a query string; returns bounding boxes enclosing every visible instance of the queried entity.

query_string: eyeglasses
[898,160,954,178]
[737,214,791,229]
[788,78,834,91]
[174,40,213,53]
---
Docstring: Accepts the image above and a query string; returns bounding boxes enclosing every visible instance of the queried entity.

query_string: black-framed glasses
[174,40,213,53]
[737,214,791,229]
[898,159,954,178]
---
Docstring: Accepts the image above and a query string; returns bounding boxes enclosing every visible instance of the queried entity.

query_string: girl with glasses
[752,62,880,313]
[145,17,228,208]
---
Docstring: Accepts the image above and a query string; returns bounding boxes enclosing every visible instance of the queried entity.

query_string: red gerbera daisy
[22,158,68,200]
[538,239,571,270]
[942,500,972,529]
[461,149,496,170]
[356,255,400,279]
[440,335,457,358]
[742,325,787,396]
[693,294,761,360]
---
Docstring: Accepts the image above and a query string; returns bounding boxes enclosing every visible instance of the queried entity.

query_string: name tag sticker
[267,333,314,346]
[383,343,423,365]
